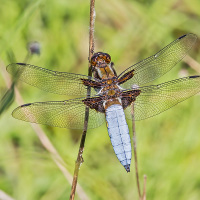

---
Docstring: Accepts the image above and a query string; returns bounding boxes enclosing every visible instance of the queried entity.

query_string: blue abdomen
[105,104,131,172]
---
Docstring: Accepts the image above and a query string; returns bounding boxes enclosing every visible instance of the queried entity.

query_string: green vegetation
[0,0,200,199]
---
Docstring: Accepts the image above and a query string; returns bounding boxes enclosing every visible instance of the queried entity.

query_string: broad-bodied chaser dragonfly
[7,33,200,172]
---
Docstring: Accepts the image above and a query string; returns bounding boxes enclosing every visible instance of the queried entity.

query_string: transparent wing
[124,75,200,120]
[118,33,197,88]
[7,63,99,96]
[12,97,105,129]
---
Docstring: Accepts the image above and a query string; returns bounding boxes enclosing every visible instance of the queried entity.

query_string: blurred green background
[0,0,200,199]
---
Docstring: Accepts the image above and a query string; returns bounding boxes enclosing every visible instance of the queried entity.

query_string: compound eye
[91,60,96,66]
[104,54,111,63]
[91,56,97,66]
[91,52,111,65]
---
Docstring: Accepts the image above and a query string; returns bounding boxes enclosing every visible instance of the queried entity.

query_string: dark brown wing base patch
[121,90,141,109]
[82,96,105,113]
[81,79,102,88]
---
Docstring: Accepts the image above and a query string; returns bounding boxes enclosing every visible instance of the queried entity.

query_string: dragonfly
[7,33,200,172]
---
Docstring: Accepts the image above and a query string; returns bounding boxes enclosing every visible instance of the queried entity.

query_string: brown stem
[183,55,200,74]
[142,175,147,200]
[69,1,95,199]
[88,0,96,60]
[131,103,141,198]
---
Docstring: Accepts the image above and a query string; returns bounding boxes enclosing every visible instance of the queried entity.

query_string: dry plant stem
[131,103,141,198]
[88,0,96,57]
[69,107,90,200]
[142,175,147,200]
[184,55,200,73]
[69,1,95,200]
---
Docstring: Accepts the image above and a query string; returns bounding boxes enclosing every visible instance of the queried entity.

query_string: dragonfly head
[91,52,117,79]
[91,52,111,68]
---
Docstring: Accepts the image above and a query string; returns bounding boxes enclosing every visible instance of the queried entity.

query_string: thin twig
[142,175,147,200]
[184,55,200,73]
[69,1,95,200]
[88,0,96,58]
[131,103,141,199]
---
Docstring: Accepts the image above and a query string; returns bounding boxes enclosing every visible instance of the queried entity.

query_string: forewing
[7,63,98,96]
[12,97,105,129]
[118,33,197,88]
[124,76,200,120]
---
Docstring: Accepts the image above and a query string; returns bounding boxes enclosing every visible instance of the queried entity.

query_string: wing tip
[178,33,198,40]
[6,62,26,71]
[12,103,32,117]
